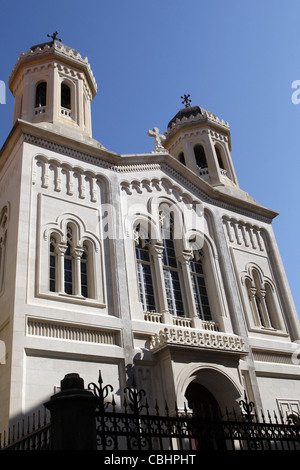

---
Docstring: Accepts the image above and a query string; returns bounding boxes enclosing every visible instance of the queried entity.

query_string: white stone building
[0,36,299,432]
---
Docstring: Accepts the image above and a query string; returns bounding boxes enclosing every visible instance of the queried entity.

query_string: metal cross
[47,31,62,42]
[181,94,191,108]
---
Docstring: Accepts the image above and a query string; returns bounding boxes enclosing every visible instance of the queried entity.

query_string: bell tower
[163,95,239,190]
[8,32,97,138]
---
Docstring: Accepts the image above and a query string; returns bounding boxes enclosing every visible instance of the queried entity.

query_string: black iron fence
[0,409,50,450]
[88,372,300,451]
[0,371,299,451]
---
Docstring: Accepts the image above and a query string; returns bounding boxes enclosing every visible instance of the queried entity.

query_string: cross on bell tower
[47,31,62,42]
[181,94,192,108]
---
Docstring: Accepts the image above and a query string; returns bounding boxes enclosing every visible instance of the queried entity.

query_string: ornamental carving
[150,326,247,354]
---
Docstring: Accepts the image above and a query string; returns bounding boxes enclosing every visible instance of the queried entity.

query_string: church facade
[0,37,299,431]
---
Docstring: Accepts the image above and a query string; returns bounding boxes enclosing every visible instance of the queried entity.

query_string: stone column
[72,247,84,296]
[149,242,172,323]
[177,250,199,325]
[55,243,67,293]
[45,373,98,450]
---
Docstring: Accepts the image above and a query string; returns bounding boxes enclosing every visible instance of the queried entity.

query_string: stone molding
[27,317,120,346]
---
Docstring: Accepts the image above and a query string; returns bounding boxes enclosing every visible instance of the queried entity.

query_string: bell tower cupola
[163,95,238,189]
[8,32,97,138]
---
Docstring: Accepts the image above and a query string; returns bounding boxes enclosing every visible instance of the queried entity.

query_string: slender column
[259,289,272,328]
[248,287,261,326]
[177,250,196,315]
[72,247,84,296]
[55,243,67,293]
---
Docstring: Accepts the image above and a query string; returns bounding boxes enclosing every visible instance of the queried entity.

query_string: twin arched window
[244,268,281,330]
[34,81,72,115]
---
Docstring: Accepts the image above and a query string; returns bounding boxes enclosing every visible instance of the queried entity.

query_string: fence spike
[279,409,285,425]
[112,394,116,412]
[155,399,159,416]
[267,409,272,423]
[124,394,128,414]
[165,400,169,417]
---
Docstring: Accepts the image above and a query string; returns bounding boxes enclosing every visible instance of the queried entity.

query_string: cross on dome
[181,94,191,108]
[47,31,62,42]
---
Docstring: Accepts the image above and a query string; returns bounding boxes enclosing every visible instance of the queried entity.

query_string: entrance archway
[181,366,242,416]
[185,382,221,418]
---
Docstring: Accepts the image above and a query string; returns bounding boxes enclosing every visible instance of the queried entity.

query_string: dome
[167,105,218,131]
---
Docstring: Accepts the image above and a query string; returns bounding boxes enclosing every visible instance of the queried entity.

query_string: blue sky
[0,0,299,319]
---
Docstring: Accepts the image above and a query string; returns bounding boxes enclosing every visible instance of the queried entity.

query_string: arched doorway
[185,382,221,418]
[180,366,243,417]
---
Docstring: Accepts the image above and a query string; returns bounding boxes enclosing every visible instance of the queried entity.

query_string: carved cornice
[150,326,247,355]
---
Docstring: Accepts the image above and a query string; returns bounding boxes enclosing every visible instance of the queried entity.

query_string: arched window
[135,234,156,312]
[179,152,186,165]
[61,82,71,110]
[190,250,212,321]
[215,146,225,170]
[35,82,47,108]
[80,244,89,298]
[49,237,57,292]
[194,145,208,169]
[160,210,185,317]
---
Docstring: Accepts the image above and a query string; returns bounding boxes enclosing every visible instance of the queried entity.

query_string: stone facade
[0,38,299,432]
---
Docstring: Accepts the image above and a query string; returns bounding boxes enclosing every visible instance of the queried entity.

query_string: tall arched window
[135,235,156,312]
[160,209,185,317]
[61,82,71,110]
[194,145,208,169]
[190,250,212,321]
[35,82,47,108]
